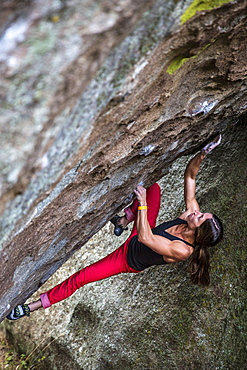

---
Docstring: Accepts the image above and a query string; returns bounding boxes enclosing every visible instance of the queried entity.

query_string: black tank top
[127,218,195,271]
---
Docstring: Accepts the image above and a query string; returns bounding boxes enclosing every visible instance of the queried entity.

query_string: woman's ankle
[28,299,43,312]
[124,207,136,222]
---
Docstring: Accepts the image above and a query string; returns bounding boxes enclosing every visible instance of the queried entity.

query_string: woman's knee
[147,183,161,197]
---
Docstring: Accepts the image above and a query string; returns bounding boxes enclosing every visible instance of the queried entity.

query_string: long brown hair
[189,215,223,286]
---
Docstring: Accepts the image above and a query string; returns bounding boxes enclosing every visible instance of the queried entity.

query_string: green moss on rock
[166,42,214,75]
[166,55,192,75]
[181,0,234,24]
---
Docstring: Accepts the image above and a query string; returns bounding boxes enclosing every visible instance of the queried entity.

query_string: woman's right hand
[201,134,222,156]
[134,185,147,206]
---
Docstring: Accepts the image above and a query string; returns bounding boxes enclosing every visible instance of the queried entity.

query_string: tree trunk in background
[0,1,246,366]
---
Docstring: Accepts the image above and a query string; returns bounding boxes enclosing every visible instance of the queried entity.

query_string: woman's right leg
[124,183,161,238]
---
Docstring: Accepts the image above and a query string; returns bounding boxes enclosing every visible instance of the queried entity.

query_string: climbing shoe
[7,304,30,320]
[110,215,128,236]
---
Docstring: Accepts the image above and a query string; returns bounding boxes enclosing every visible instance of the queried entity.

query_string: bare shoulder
[163,240,193,263]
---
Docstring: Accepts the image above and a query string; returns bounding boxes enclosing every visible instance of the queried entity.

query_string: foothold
[127,121,135,130]
[39,154,49,169]
[139,145,156,156]
[188,97,218,116]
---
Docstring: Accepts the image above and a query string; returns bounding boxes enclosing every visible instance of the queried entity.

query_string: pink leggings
[40,183,161,308]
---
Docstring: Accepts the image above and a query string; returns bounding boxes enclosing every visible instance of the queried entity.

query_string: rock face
[3,119,247,370]
[0,0,247,367]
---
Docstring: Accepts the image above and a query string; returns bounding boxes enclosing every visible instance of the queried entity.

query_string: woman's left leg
[7,241,139,319]
[7,184,160,319]
[7,240,140,319]
[40,241,139,308]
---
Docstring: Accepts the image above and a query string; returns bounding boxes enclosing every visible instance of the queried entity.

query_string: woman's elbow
[138,234,147,244]
[138,234,152,245]
[137,235,144,243]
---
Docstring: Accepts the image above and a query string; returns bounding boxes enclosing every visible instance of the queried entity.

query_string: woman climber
[7,135,223,320]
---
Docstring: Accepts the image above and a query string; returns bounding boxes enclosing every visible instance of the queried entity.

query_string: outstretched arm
[183,152,204,213]
[183,134,222,213]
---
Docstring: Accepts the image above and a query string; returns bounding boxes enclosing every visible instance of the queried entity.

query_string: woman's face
[187,210,213,229]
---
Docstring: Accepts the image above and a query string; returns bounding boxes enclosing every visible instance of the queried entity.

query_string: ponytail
[189,245,210,286]
[189,215,223,286]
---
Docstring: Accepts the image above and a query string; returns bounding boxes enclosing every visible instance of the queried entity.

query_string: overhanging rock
[0,0,246,322]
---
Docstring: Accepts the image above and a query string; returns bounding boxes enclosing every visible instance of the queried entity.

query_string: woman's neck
[179,224,195,244]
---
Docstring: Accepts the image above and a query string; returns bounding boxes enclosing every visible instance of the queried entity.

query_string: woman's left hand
[134,185,147,206]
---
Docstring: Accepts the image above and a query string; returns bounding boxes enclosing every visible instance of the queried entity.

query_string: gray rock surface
[3,119,247,369]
